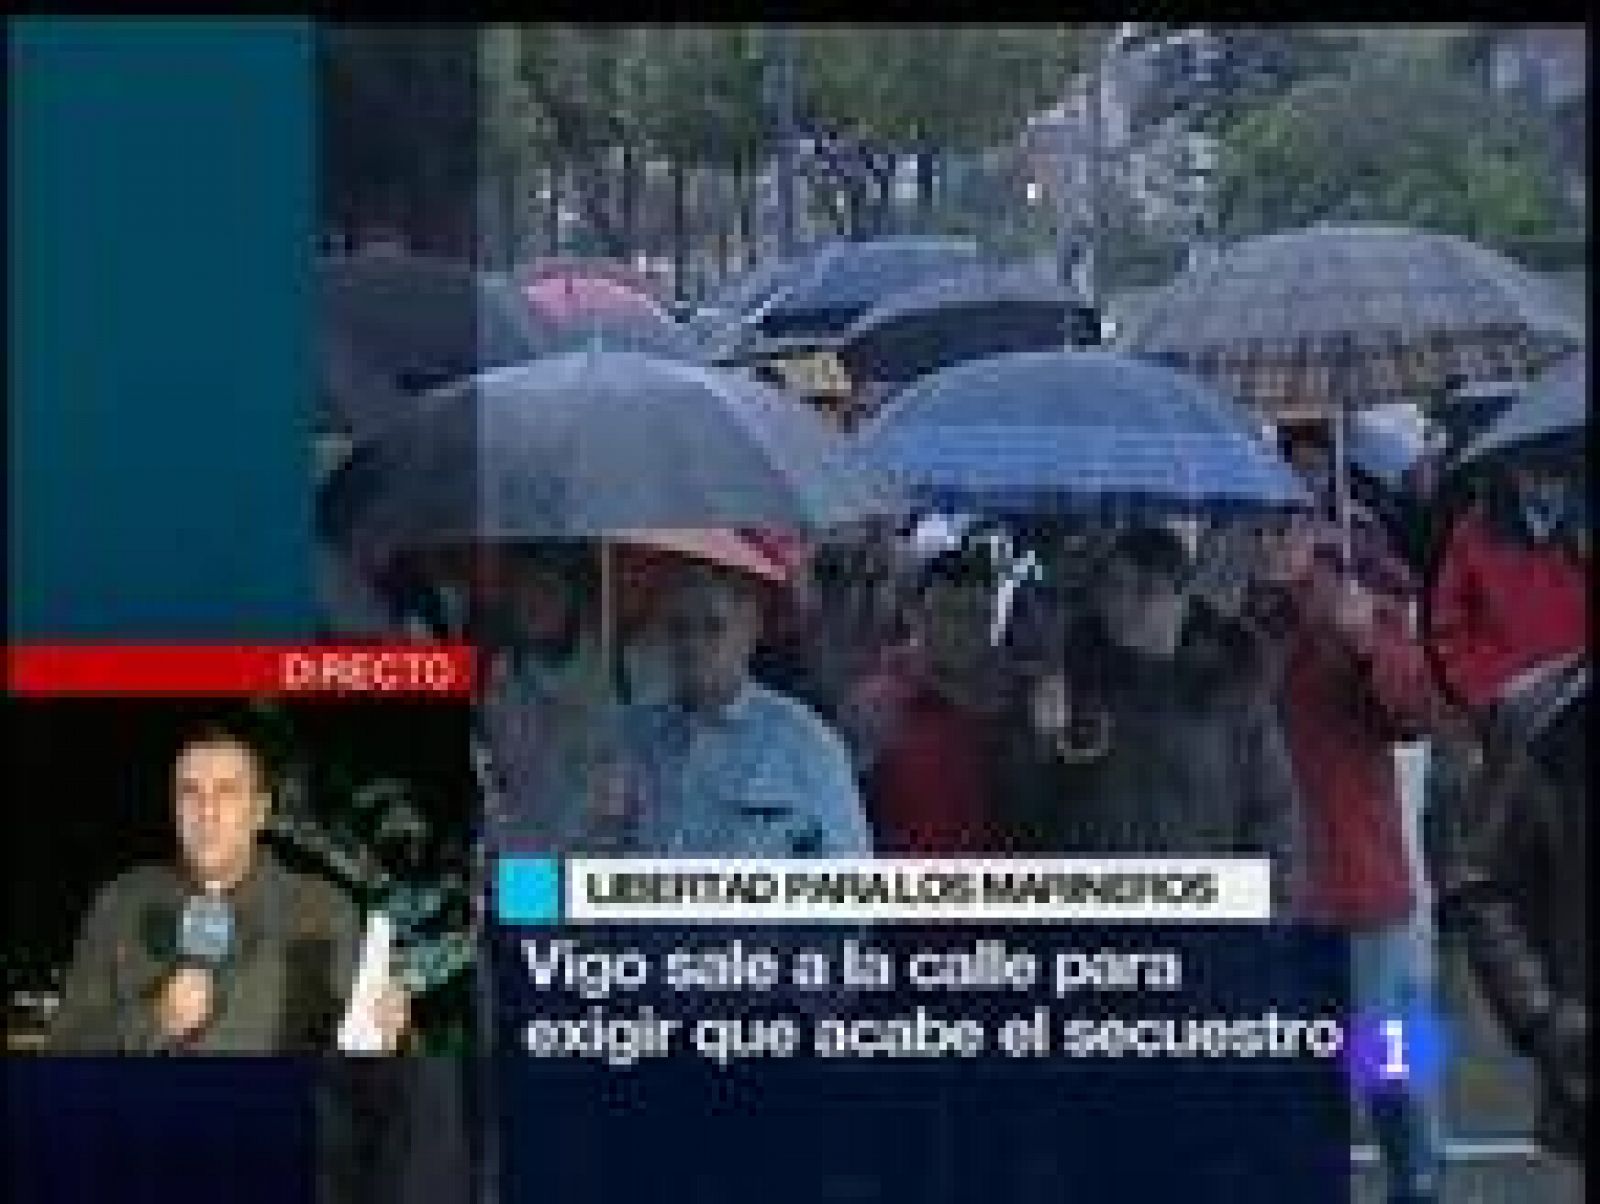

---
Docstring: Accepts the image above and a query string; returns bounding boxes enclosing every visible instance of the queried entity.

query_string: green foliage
[797,25,1082,153]
[1214,54,1575,252]
[480,25,1092,259]
[1180,26,1361,135]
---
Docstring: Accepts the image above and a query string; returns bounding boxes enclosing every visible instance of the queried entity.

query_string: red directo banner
[5,644,476,697]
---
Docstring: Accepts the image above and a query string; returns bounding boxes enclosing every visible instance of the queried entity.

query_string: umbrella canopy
[1455,350,1588,472]
[690,250,817,340]
[524,274,663,325]
[321,350,893,566]
[851,349,1310,518]
[728,236,983,345]
[1123,224,1584,416]
[611,528,791,585]
[1433,378,1527,455]
[516,255,666,303]
[319,253,542,402]
[837,264,1093,387]
[520,273,705,362]
[611,528,793,632]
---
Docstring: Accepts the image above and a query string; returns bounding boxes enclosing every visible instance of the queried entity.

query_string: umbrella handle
[1332,403,1354,582]
[599,538,614,692]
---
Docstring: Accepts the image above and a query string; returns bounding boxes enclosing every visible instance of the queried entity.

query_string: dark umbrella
[320,254,542,391]
[850,349,1309,519]
[1122,223,1584,566]
[322,349,892,567]
[1434,378,1527,458]
[1455,350,1587,473]
[836,264,1095,388]
[319,254,542,438]
[689,248,820,341]
[724,236,983,346]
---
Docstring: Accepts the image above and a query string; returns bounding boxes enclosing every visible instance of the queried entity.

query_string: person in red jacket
[842,547,1010,854]
[1430,462,1588,717]
[1251,510,1445,1204]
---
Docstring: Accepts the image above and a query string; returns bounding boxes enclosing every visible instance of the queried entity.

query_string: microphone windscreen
[177,892,234,965]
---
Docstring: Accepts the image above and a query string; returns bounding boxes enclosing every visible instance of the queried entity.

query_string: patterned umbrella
[1123,225,1584,565]
[849,349,1309,519]
[1123,225,1583,418]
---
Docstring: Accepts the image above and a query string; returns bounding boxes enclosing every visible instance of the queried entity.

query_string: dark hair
[668,558,765,610]
[1105,526,1192,587]
[1278,422,1331,460]
[516,542,599,596]
[914,546,991,596]
[174,709,277,795]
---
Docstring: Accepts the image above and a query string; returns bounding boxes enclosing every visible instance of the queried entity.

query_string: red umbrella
[517,256,666,304]
[519,274,703,361]
[612,528,793,633]
[523,274,668,326]
[738,528,810,579]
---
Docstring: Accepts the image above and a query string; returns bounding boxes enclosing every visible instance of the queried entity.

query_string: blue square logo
[497,857,561,924]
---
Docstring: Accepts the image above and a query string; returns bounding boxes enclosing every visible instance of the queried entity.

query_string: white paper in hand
[338,911,394,1054]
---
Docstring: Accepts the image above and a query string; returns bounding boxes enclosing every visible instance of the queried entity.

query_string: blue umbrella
[850,349,1310,518]
[690,248,820,340]
[1455,349,1587,472]
[323,350,893,565]
[736,236,982,342]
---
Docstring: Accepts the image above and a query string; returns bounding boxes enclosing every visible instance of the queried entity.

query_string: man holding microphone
[50,718,409,1054]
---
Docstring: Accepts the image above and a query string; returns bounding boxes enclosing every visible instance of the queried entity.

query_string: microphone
[156,884,232,1052]
[177,883,234,969]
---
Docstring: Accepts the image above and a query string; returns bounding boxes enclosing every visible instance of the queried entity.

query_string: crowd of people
[314,379,1588,1201]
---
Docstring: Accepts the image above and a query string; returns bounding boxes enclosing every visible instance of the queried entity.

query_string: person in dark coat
[49,719,391,1054]
[1003,526,1305,911]
[1432,653,1587,1168]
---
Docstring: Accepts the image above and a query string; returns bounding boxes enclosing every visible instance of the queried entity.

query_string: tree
[632,26,766,290]
[797,26,1085,233]
[507,25,652,260]
[1214,55,1576,252]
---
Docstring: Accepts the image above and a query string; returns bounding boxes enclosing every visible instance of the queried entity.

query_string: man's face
[1510,465,1571,517]
[661,573,761,708]
[1288,439,1330,480]
[174,740,268,887]
[914,578,992,675]
[1255,515,1317,586]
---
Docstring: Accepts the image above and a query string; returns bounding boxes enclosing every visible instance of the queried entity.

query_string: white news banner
[338,911,395,1053]
[558,858,1275,924]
